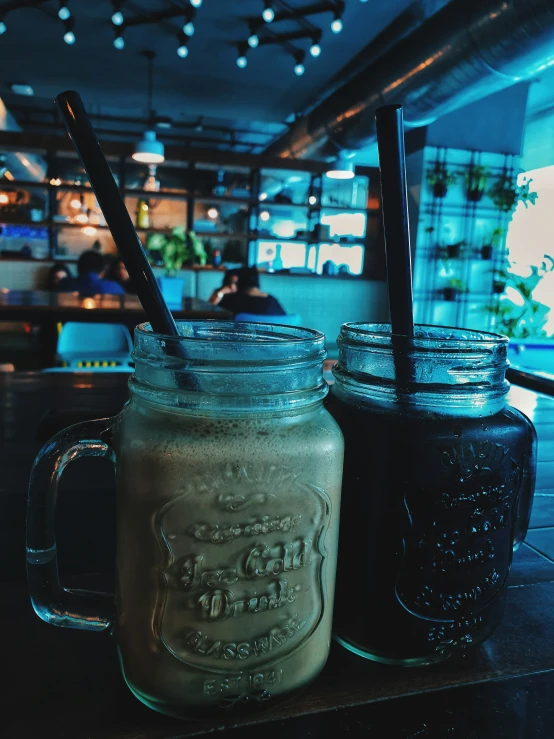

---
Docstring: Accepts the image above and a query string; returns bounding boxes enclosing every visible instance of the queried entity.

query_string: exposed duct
[266,0,554,160]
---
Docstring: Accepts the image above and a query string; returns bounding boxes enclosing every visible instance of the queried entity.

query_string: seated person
[104,256,135,294]
[48,262,72,290]
[208,269,239,305]
[219,266,286,317]
[57,250,125,296]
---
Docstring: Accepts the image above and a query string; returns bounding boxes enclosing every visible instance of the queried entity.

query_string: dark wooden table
[0,290,231,366]
[2,373,554,738]
[0,289,230,322]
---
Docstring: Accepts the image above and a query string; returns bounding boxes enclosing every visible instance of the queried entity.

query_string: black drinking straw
[55,90,180,340]
[375,104,414,338]
[375,105,414,389]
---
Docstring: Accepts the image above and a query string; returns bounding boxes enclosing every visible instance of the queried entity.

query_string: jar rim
[340,323,509,347]
[136,320,324,346]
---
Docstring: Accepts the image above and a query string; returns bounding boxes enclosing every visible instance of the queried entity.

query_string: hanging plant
[425,163,458,198]
[463,165,490,203]
[488,173,538,214]
[443,278,468,302]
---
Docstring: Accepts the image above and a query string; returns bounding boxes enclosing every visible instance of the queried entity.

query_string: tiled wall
[197,270,389,350]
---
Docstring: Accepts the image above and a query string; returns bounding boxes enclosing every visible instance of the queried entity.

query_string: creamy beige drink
[115,396,343,715]
[27,320,343,720]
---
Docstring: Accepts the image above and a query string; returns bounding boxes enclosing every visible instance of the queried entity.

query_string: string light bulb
[177,33,189,57]
[207,207,219,219]
[0,20,6,35]
[310,41,321,57]
[63,18,75,44]
[248,24,259,48]
[113,29,124,50]
[58,2,70,21]
[183,20,194,36]
[190,0,202,6]
[331,12,343,33]
[294,52,305,76]
[262,1,274,23]
[111,1,124,26]
[236,43,248,68]
[260,210,270,222]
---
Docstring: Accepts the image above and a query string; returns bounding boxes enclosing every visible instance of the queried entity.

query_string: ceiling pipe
[265,0,554,160]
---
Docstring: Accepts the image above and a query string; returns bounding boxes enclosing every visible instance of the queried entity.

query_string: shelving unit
[0,150,382,278]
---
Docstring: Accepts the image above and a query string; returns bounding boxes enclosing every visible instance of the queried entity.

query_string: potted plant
[463,165,490,203]
[438,240,466,259]
[146,227,207,307]
[488,173,538,214]
[426,163,458,198]
[443,278,467,302]
[481,227,505,260]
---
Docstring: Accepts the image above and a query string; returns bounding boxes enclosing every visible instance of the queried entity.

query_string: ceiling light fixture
[326,153,355,179]
[262,1,274,23]
[10,83,34,96]
[260,210,270,222]
[82,226,97,237]
[63,18,75,44]
[111,0,125,26]
[294,52,305,76]
[177,32,189,57]
[70,197,81,209]
[58,1,70,21]
[259,192,268,201]
[308,195,317,205]
[133,131,164,163]
[0,193,8,204]
[113,28,124,50]
[133,51,165,163]
[207,207,219,219]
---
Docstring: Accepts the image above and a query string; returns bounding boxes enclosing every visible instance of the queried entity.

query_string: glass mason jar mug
[327,324,537,666]
[27,321,344,718]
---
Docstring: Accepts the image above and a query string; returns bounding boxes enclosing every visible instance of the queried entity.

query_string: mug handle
[26,418,116,631]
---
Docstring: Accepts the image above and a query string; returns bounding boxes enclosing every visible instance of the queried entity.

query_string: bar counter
[2,373,554,738]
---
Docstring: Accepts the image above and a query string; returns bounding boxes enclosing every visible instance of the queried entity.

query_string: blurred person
[219,266,285,317]
[57,250,125,296]
[48,262,73,290]
[208,269,239,305]
[104,256,135,294]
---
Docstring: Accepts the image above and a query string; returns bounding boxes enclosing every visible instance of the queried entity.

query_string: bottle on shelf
[136,199,149,229]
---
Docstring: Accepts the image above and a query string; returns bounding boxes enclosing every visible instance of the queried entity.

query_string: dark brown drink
[328,393,535,664]
[328,324,537,665]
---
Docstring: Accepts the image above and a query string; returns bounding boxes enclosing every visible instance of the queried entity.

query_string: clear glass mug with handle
[27,321,344,719]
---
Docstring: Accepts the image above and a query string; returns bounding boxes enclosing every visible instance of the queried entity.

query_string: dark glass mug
[327,324,537,666]
[26,321,344,718]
